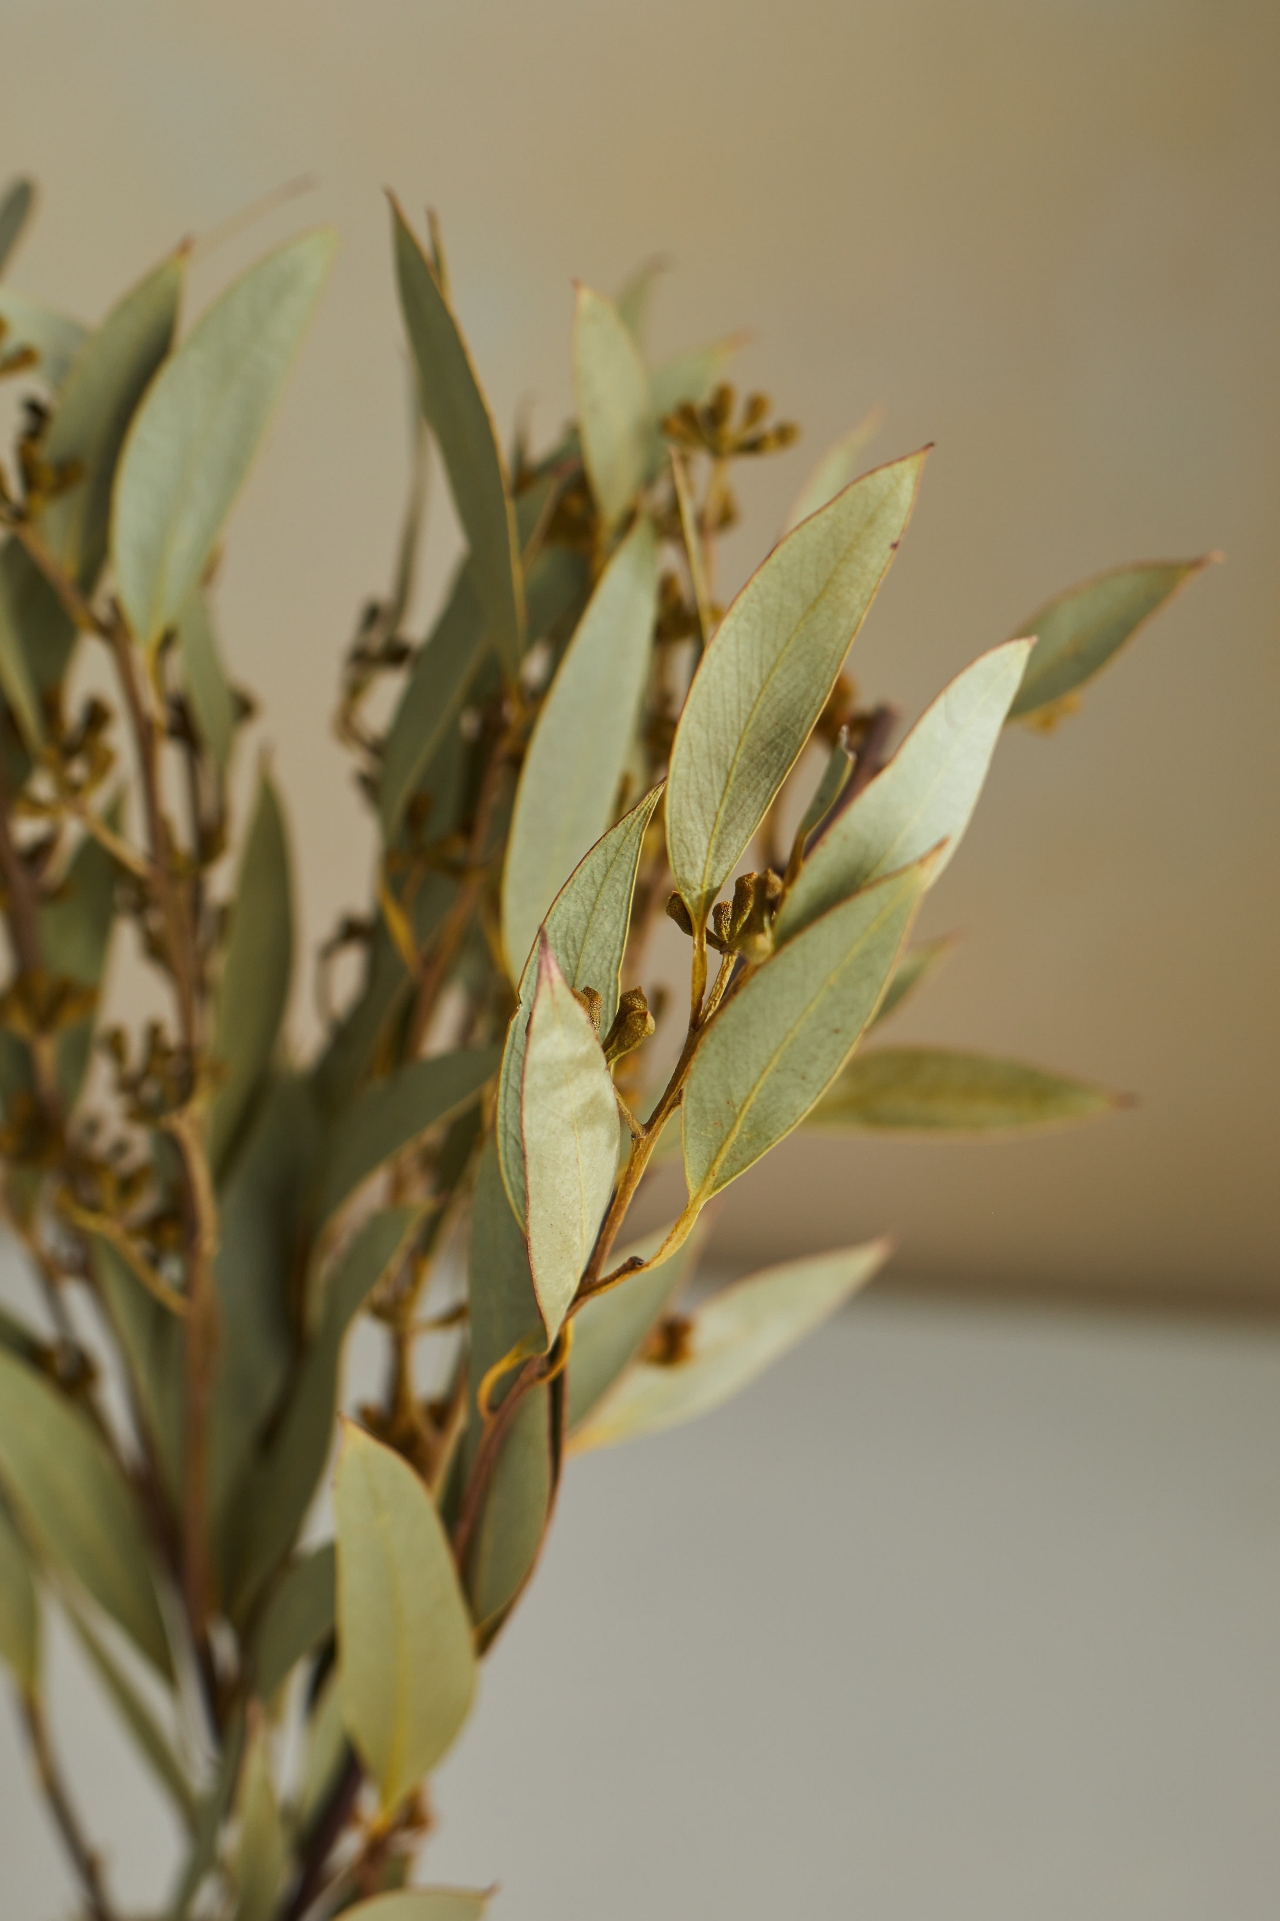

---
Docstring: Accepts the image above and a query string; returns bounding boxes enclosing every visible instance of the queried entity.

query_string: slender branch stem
[164,1107,220,1631]
[276,1748,363,1921]
[22,1696,120,1921]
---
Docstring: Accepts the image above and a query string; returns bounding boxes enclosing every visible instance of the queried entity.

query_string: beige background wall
[3,0,1277,1303]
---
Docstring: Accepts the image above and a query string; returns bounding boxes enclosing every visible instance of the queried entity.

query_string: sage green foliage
[0,175,1209,1917]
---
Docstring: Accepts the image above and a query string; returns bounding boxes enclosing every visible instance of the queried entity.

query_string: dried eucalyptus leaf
[501,516,658,978]
[0,1346,172,1677]
[231,1721,287,1921]
[177,588,237,772]
[208,773,293,1177]
[318,1047,499,1227]
[64,1598,195,1828]
[380,563,488,838]
[342,1893,491,1921]
[869,936,953,1029]
[667,451,927,921]
[783,407,884,533]
[464,1383,552,1644]
[0,1497,38,1697]
[808,1046,1122,1133]
[335,1423,476,1814]
[43,252,183,590]
[392,201,524,674]
[521,941,619,1344]
[0,289,87,389]
[572,284,653,527]
[1008,556,1216,722]
[496,787,661,1223]
[570,1242,889,1453]
[227,1206,421,1618]
[683,854,934,1200]
[252,1542,335,1703]
[111,228,335,648]
[0,178,34,276]
[566,1218,708,1433]
[777,639,1029,943]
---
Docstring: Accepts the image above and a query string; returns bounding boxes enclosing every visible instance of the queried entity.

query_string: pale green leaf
[502,517,658,977]
[227,1207,420,1619]
[43,253,183,590]
[467,1138,545,1443]
[783,406,884,533]
[1008,556,1216,722]
[178,589,237,771]
[0,289,87,389]
[463,1384,551,1645]
[299,1669,346,1830]
[232,1721,287,1921]
[869,935,953,1029]
[572,284,653,526]
[342,1892,491,1921]
[521,940,619,1343]
[683,855,934,1200]
[614,255,665,349]
[64,1599,195,1827]
[111,228,335,647]
[392,202,524,674]
[0,1498,38,1696]
[208,773,293,1176]
[776,640,1029,944]
[0,1346,171,1676]
[318,1047,499,1227]
[335,1423,476,1813]
[252,1543,335,1702]
[650,334,744,422]
[497,787,661,1224]
[566,1218,708,1432]
[794,733,855,848]
[667,451,928,922]
[380,564,488,838]
[0,179,34,276]
[808,1046,1122,1133]
[572,1242,888,1452]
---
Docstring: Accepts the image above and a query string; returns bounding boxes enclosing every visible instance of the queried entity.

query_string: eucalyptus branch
[22,1695,120,1921]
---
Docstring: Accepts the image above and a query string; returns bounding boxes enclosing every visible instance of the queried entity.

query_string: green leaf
[171,1706,247,1920]
[0,179,34,276]
[64,1598,195,1827]
[808,1046,1122,1133]
[379,563,488,838]
[683,855,934,1200]
[111,228,335,648]
[783,406,884,533]
[0,1498,38,1697]
[497,787,661,1224]
[0,1346,171,1676]
[0,538,76,738]
[566,1218,708,1433]
[667,451,928,922]
[501,517,658,977]
[392,201,524,675]
[252,1543,335,1703]
[776,640,1030,944]
[463,1383,552,1644]
[318,1047,499,1228]
[227,1207,421,1618]
[572,284,653,527]
[571,1242,888,1452]
[794,734,855,848]
[335,1423,476,1814]
[650,334,744,422]
[868,935,953,1029]
[232,1721,287,1921]
[521,940,619,1344]
[0,542,48,750]
[90,1235,184,1500]
[467,1138,545,1440]
[614,255,665,349]
[177,589,237,771]
[43,252,183,590]
[342,1893,491,1921]
[1008,557,1217,723]
[0,289,87,389]
[208,773,293,1176]
[299,1669,346,1831]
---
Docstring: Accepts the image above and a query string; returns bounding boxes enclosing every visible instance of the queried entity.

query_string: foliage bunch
[0,174,1211,1919]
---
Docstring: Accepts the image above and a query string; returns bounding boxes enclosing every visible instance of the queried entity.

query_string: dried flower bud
[665,891,695,937]
[572,985,603,1033]
[603,985,656,1065]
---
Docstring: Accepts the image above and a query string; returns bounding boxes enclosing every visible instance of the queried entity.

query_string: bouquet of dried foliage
[0,174,1211,1919]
